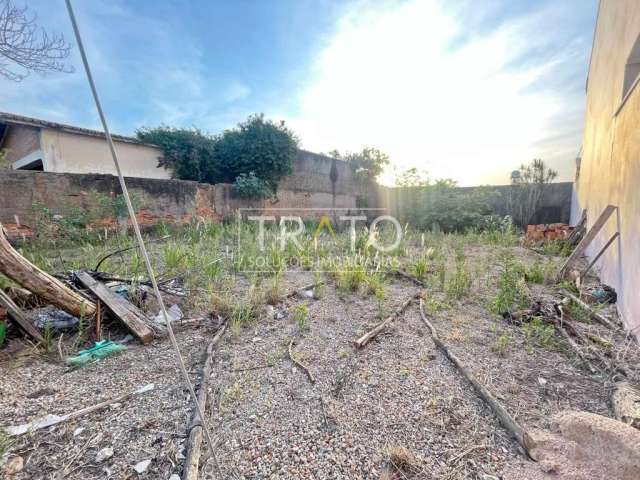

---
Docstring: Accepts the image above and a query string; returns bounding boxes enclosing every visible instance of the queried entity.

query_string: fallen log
[7,383,155,436]
[418,299,531,455]
[0,223,96,317]
[75,271,154,344]
[183,322,227,480]
[288,340,315,384]
[611,382,640,430]
[0,288,45,344]
[355,292,420,349]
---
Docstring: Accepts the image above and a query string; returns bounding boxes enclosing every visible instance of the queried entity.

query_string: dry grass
[381,445,420,479]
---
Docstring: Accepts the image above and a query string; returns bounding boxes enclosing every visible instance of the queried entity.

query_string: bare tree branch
[0,0,73,81]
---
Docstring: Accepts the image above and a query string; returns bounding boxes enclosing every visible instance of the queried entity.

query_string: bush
[232,172,273,199]
[137,114,299,190]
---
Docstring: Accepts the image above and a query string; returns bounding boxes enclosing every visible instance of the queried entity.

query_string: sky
[1,0,598,186]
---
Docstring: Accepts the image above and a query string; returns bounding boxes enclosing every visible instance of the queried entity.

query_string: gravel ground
[2,242,637,479]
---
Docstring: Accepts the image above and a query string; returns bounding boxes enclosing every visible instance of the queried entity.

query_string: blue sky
[1,0,598,185]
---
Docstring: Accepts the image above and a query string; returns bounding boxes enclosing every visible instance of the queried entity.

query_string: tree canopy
[136,114,299,195]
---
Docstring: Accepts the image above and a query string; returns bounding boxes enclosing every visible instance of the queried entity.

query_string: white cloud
[285,0,578,186]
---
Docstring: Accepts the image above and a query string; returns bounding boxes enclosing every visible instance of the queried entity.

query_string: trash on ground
[66,340,127,366]
[34,309,79,330]
[153,304,183,325]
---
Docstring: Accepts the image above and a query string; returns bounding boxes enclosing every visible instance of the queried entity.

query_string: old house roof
[0,111,156,147]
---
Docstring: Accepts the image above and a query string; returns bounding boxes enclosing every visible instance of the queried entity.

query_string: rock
[303,289,314,298]
[264,305,275,319]
[3,456,23,475]
[133,459,152,474]
[169,475,180,480]
[527,411,640,480]
[73,427,85,437]
[96,447,114,463]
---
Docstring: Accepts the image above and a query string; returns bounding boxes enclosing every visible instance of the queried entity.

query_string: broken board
[0,288,45,344]
[75,271,154,344]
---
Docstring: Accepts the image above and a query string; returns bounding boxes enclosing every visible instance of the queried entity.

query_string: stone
[133,459,152,474]
[96,447,114,463]
[3,456,23,475]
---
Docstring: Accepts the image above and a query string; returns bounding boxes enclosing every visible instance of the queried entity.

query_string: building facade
[572,0,640,335]
[0,112,168,179]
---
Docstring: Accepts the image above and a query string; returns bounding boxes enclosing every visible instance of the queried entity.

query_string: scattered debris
[419,299,531,455]
[355,292,421,348]
[75,271,155,344]
[0,288,44,343]
[34,309,79,330]
[153,304,183,325]
[182,322,227,480]
[66,340,127,366]
[0,223,96,317]
[7,383,155,436]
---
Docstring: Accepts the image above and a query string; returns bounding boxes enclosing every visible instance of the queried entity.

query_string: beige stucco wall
[574,0,640,335]
[2,125,40,164]
[40,129,169,179]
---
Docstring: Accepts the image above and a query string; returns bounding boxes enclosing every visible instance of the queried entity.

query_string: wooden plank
[558,205,617,279]
[580,231,620,280]
[75,271,154,344]
[0,288,45,344]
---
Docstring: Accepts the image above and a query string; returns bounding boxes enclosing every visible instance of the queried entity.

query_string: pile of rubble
[526,223,574,242]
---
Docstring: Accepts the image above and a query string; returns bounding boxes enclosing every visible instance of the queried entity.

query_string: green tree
[507,159,558,226]
[331,147,390,182]
[136,114,299,192]
[394,167,429,187]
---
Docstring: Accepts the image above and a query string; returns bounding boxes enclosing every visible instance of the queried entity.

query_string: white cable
[64,0,220,473]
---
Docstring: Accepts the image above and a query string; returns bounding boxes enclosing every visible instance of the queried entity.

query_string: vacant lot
[1,222,637,479]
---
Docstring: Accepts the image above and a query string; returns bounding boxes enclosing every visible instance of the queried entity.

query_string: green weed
[293,303,309,330]
[491,333,511,356]
[491,254,529,315]
[522,317,556,350]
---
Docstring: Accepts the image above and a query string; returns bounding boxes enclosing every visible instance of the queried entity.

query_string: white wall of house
[574,0,640,335]
[39,128,169,179]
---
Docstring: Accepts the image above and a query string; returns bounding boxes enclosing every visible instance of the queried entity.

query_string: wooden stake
[182,322,227,480]
[355,292,420,348]
[0,223,96,317]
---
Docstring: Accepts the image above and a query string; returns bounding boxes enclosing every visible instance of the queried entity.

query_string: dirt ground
[1,235,638,479]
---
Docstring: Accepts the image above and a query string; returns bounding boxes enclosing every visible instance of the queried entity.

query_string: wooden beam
[0,223,96,317]
[558,205,617,279]
[75,271,154,344]
[580,231,620,280]
[0,288,44,344]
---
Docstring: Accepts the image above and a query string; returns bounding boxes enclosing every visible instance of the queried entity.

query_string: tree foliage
[330,147,390,182]
[507,159,558,226]
[136,114,299,193]
[394,167,429,187]
[0,0,73,81]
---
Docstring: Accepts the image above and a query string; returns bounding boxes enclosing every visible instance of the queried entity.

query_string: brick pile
[526,223,574,242]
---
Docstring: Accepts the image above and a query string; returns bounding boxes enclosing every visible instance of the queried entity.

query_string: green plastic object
[66,340,126,366]
[0,321,6,346]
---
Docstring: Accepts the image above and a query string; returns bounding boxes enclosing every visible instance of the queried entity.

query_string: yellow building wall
[40,129,170,180]
[576,0,640,334]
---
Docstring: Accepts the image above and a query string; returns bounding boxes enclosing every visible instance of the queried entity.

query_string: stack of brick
[526,223,574,242]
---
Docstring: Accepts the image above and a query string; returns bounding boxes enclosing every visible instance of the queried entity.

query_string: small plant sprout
[293,303,309,330]
[491,333,511,356]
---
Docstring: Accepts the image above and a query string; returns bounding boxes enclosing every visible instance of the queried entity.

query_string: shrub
[137,114,299,191]
[491,254,529,315]
[232,172,273,199]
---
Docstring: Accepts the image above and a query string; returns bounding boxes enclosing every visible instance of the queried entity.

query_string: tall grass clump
[490,254,529,315]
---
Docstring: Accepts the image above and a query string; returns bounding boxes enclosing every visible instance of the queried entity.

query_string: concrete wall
[574,0,640,335]
[40,129,169,179]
